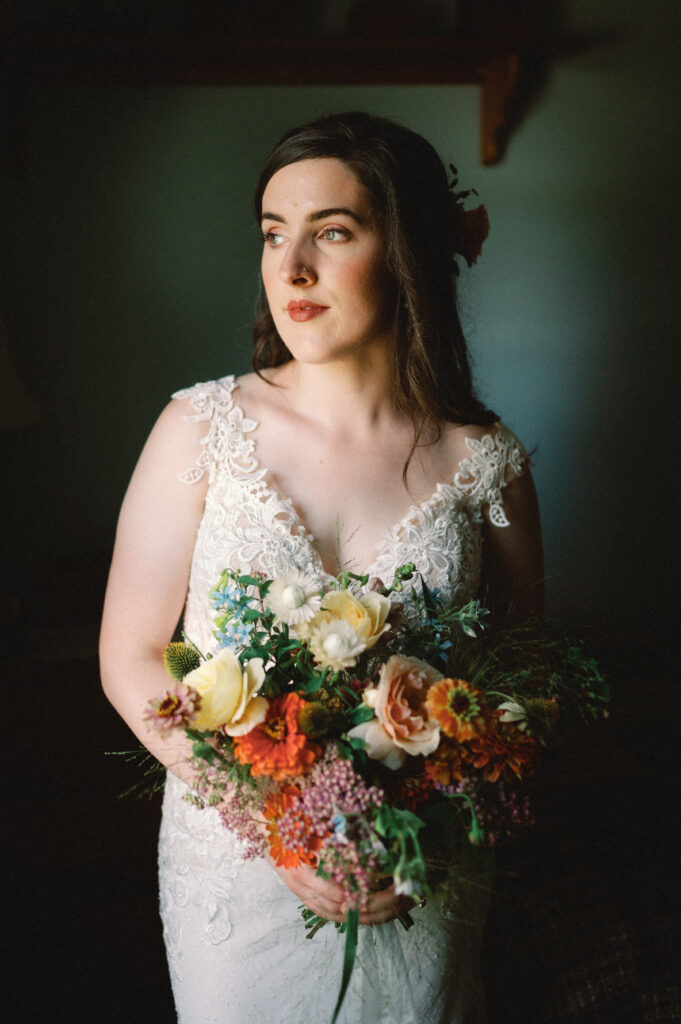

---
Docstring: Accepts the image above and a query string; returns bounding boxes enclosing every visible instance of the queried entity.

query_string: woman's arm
[481,467,545,622]
[99,398,210,782]
[99,399,369,921]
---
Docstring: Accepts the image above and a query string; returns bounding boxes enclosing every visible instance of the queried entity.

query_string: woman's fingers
[272,861,415,926]
[358,885,414,926]
[270,861,347,920]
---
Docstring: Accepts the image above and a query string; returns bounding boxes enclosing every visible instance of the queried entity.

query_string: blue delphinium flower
[216,619,254,653]
[210,580,245,612]
[432,623,453,663]
[330,812,349,845]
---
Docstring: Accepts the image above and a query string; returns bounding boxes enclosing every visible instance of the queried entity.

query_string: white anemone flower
[498,700,527,730]
[394,876,418,898]
[309,618,366,672]
[265,569,322,625]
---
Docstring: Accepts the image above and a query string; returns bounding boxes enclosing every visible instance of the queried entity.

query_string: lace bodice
[173,374,528,654]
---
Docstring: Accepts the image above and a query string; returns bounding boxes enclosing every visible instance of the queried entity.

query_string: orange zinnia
[425,678,487,742]
[264,785,322,869]
[424,739,467,787]
[232,692,321,781]
[467,711,538,783]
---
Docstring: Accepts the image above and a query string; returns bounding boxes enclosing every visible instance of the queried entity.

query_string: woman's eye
[319,227,349,242]
[262,231,284,247]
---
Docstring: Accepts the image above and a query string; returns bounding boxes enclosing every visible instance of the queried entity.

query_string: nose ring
[301,264,312,273]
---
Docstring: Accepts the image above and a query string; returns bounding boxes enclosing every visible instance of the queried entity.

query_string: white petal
[347,720,407,769]
[397,724,441,759]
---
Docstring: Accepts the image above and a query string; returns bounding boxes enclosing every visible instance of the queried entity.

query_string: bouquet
[145,564,608,1019]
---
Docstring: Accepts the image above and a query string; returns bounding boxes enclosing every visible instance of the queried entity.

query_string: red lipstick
[286,300,329,322]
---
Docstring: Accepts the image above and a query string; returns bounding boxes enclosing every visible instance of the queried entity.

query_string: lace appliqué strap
[173,375,260,487]
[454,423,529,528]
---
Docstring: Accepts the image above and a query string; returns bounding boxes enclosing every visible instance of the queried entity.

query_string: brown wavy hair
[253,112,496,467]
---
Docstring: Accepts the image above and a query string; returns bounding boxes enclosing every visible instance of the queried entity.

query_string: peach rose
[347,655,442,769]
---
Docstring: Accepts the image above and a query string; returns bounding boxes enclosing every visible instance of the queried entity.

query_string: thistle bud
[162,641,201,680]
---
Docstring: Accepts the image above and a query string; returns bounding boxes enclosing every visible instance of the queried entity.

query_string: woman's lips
[286,300,329,322]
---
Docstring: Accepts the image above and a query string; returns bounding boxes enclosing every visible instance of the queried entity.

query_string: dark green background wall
[2,0,679,646]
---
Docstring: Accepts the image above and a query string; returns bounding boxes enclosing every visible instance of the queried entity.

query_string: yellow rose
[186,648,268,735]
[321,590,391,650]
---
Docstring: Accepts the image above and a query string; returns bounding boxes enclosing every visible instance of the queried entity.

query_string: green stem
[331,909,359,1024]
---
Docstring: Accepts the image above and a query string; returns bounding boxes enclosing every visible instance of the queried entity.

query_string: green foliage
[106,748,166,800]
[347,703,374,727]
[331,909,359,1024]
[374,805,427,891]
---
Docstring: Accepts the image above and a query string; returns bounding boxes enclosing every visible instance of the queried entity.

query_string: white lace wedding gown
[158,375,528,1024]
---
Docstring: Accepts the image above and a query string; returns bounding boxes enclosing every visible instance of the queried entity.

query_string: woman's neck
[269,348,400,432]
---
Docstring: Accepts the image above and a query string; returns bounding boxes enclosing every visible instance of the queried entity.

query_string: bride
[100,112,543,1023]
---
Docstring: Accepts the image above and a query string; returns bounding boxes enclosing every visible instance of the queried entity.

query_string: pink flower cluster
[275,745,387,909]
[433,775,534,844]
[292,745,384,836]
[321,839,376,911]
[186,758,267,859]
[217,786,269,859]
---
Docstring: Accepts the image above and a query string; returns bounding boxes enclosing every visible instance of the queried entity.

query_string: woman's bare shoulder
[436,419,499,473]
[235,366,294,421]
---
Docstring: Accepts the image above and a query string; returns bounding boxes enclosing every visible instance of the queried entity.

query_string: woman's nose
[279,247,317,286]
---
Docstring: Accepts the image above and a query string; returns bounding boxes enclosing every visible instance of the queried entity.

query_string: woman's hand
[269,859,415,926]
[269,860,346,921]
[357,881,416,926]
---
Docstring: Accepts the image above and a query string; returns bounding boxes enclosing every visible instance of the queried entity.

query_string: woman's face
[260,157,395,366]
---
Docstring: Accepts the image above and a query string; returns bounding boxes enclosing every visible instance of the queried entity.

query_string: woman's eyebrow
[309,207,364,224]
[260,207,365,225]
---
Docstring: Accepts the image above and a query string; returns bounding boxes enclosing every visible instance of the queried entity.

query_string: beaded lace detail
[158,373,527,1023]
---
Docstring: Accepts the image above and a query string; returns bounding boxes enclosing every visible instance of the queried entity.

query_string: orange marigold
[264,784,322,869]
[467,711,538,783]
[424,739,467,786]
[232,692,321,781]
[425,678,487,742]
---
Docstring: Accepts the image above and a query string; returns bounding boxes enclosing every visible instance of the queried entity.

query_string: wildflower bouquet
[146,564,608,1019]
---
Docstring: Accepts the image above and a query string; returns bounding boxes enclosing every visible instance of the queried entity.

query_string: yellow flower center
[158,695,181,718]
[263,716,287,741]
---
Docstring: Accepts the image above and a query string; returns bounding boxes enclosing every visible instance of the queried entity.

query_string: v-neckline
[229,377,471,580]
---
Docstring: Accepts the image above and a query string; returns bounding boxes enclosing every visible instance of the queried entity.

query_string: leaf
[240,608,262,623]
[331,909,359,1024]
[191,740,218,764]
[419,575,440,618]
[302,674,324,694]
[236,574,263,588]
[240,646,268,661]
[347,705,374,726]
[279,640,303,653]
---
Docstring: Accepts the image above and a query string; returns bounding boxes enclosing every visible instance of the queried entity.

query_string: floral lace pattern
[158,374,527,1023]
